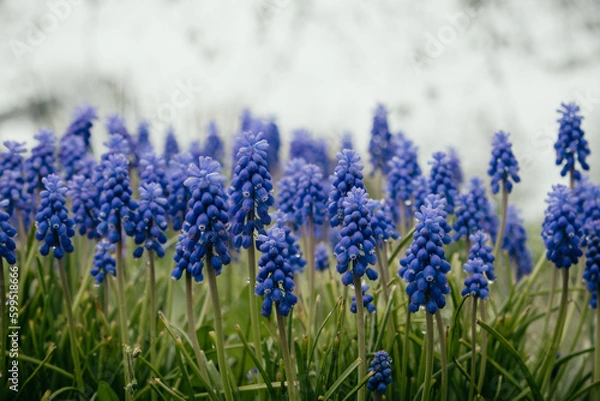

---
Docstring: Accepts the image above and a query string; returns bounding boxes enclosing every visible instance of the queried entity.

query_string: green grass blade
[341,371,374,401]
[321,358,361,401]
[234,324,277,399]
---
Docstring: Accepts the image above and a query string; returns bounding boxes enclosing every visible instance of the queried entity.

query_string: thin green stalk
[276,309,300,401]
[422,312,435,401]
[57,258,84,392]
[542,268,558,342]
[469,297,477,401]
[206,253,234,401]
[595,295,600,401]
[477,300,488,394]
[185,270,210,383]
[492,185,508,259]
[353,273,367,401]
[115,239,135,400]
[247,237,265,376]
[0,258,7,379]
[148,250,157,399]
[539,269,570,394]
[435,311,448,401]
[401,307,411,400]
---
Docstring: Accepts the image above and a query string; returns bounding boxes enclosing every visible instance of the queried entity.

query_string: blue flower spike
[350,285,376,314]
[583,222,600,308]
[91,240,116,285]
[429,152,458,215]
[488,131,520,195]
[502,205,532,281]
[555,102,589,182]
[34,175,76,259]
[367,350,393,393]
[68,175,101,239]
[0,198,18,265]
[133,182,169,258]
[328,149,365,228]
[25,129,56,195]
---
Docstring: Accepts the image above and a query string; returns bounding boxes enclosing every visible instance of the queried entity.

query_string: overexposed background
[0,0,599,218]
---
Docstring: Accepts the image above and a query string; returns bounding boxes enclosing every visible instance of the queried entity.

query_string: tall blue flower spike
[367,199,399,247]
[295,163,328,229]
[164,126,180,162]
[139,152,168,195]
[462,232,495,299]
[167,153,194,231]
[461,258,489,300]
[368,104,395,175]
[328,149,365,228]
[68,175,101,239]
[429,152,458,214]
[25,129,56,195]
[386,134,421,224]
[106,114,135,151]
[488,131,520,194]
[58,135,95,181]
[263,119,281,174]
[289,129,331,175]
[575,180,600,247]
[136,121,153,157]
[555,103,589,181]
[541,184,583,269]
[350,285,376,314]
[96,154,138,243]
[91,240,116,285]
[255,226,298,317]
[0,141,26,177]
[229,131,275,249]
[133,182,169,258]
[272,211,306,273]
[0,198,18,265]
[334,187,378,286]
[63,105,97,150]
[172,157,231,281]
[34,175,75,259]
[447,147,464,187]
[101,133,131,161]
[502,205,532,281]
[398,194,452,313]
[453,192,483,242]
[583,222,600,308]
[468,177,499,241]
[276,158,306,224]
[315,242,329,272]
[466,231,495,281]
[367,351,393,393]
[203,121,225,164]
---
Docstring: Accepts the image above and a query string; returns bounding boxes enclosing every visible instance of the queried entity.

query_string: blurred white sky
[0,0,599,218]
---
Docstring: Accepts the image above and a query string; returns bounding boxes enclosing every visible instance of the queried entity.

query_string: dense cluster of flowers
[367,351,393,393]
[367,199,399,246]
[583,222,600,308]
[488,131,520,194]
[428,152,458,214]
[63,105,97,149]
[328,149,365,227]
[462,232,495,299]
[167,153,195,231]
[68,175,100,239]
[350,285,376,314]
[555,102,589,181]
[503,205,533,280]
[133,182,169,258]
[91,240,116,285]
[0,199,17,265]
[294,163,328,228]
[368,104,394,175]
[25,129,56,195]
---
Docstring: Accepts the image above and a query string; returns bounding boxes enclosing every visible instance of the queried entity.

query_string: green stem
[401,308,411,400]
[469,297,477,401]
[57,258,84,391]
[492,184,508,259]
[148,250,157,391]
[0,259,7,379]
[542,268,558,343]
[353,273,367,401]
[206,252,234,401]
[540,269,570,394]
[276,309,300,401]
[115,240,135,400]
[422,312,434,401]
[435,311,447,401]
[477,300,488,394]
[185,270,210,383]
[247,237,265,375]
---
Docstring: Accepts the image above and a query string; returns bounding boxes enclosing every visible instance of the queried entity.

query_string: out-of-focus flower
[91,240,116,285]
[555,102,589,181]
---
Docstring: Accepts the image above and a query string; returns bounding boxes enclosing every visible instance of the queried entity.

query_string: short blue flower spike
[290,129,330,175]
[447,147,464,187]
[488,131,520,194]
[102,134,131,161]
[25,129,56,195]
[386,134,421,224]
[368,104,395,175]
[0,198,18,265]
[63,105,97,150]
[203,121,225,164]
[255,226,298,317]
[133,182,169,258]
[350,285,376,314]
[276,158,306,225]
[91,240,116,285]
[398,194,452,314]
[468,177,499,241]
[68,175,101,239]
[334,187,379,286]
[462,232,495,299]
[271,212,306,273]
[367,350,393,393]
[555,102,589,181]
[167,153,194,231]
[583,222,600,308]
[34,175,75,259]
[429,152,458,214]
[541,185,583,269]
[294,163,328,229]
[0,169,31,219]
[367,199,399,247]
[328,149,365,228]
[315,242,329,272]
[502,205,532,281]
[136,121,153,157]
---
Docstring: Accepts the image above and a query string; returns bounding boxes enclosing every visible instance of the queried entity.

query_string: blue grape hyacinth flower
[328,149,365,228]
[502,205,533,280]
[469,177,499,241]
[25,129,56,195]
[0,198,18,265]
[350,285,376,314]
[583,222,600,308]
[34,175,75,259]
[367,350,393,393]
[58,135,95,181]
[271,212,306,273]
[0,141,26,175]
[447,147,464,187]
[555,102,589,181]
[63,105,97,150]
[276,158,306,225]
[368,199,399,247]
[136,120,153,157]
[398,195,452,314]
[429,152,458,214]
[172,157,231,281]
[167,153,194,231]
[0,169,31,220]
[255,226,298,317]
[133,182,169,258]
[334,187,378,286]
[229,131,275,249]
[462,258,490,300]
[106,114,135,151]
[453,192,483,243]
[368,104,395,175]
[386,134,421,225]
[289,129,331,175]
[575,179,600,247]
[541,184,583,269]
[315,242,329,272]
[164,126,180,162]
[294,163,328,229]
[91,240,116,285]
[139,151,168,195]
[467,231,495,281]
[96,154,138,243]
[263,119,281,174]
[68,175,101,239]
[203,121,225,163]
[488,131,520,194]
[102,133,131,161]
